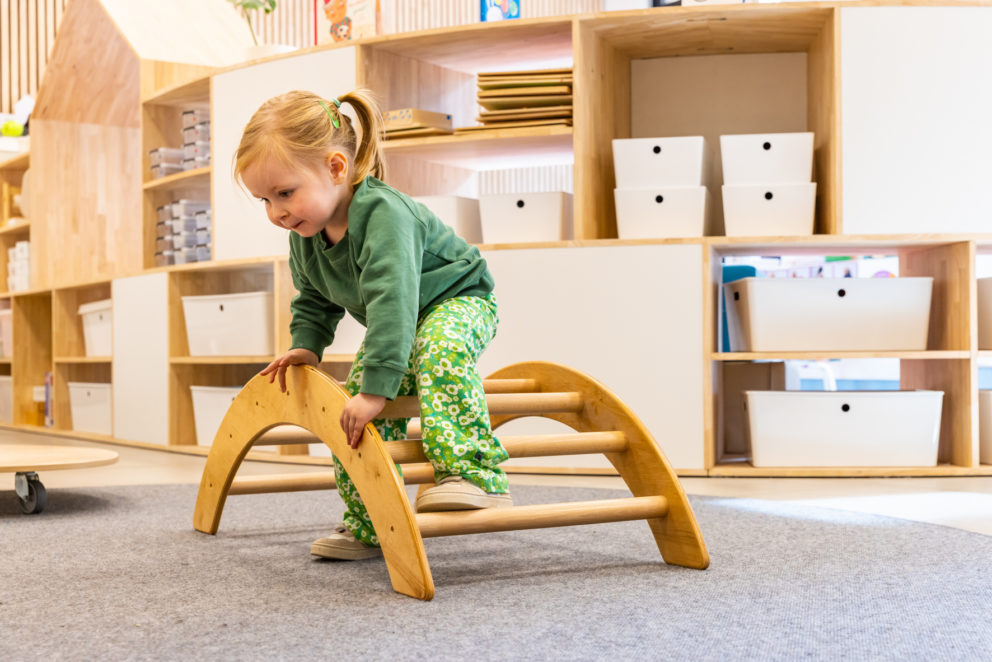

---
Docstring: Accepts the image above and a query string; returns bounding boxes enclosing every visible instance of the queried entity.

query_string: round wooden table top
[0,444,119,473]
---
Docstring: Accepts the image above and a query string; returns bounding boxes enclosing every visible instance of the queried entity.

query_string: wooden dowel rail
[228,463,437,495]
[380,391,583,420]
[415,496,670,538]
[331,377,539,393]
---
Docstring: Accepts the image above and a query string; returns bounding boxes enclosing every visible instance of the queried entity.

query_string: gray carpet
[1,483,991,661]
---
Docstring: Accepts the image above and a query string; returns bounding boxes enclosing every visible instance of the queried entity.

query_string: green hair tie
[318,100,340,129]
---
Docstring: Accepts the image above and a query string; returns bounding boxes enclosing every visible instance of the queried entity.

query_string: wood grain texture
[0,442,117,472]
[11,292,51,425]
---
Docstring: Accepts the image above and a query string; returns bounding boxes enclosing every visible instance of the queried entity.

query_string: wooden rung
[416,496,670,538]
[386,431,627,464]
[228,464,437,495]
[253,426,315,446]
[381,391,582,420]
[335,378,539,393]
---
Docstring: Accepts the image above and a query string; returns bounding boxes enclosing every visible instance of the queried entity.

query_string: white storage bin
[479,192,573,244]
[612,136,710,188]
[0,375,12,423]
[190,385,242,446]
[724,277,933,352]
[746,390,943,467]
[977,278,992,350]
[413,195,483,244]
[182,290,274,356]
[979,391,992,465]
[722,183,816,237]
[68,381,113,435]
[78,299,112,357]
[0,309,11,358]
[720,132,814,185]
[614,186,712,239]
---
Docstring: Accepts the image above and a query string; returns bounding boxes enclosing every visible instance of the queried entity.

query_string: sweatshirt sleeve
[354,199,423,399]
[288,250,345,359]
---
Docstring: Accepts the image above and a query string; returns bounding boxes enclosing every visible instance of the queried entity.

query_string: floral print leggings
[333,293,509,546]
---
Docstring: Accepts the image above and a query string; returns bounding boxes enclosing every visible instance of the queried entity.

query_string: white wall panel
[211,47,357,261]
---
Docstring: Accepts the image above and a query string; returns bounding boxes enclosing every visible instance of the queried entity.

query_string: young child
[235,89,511,561]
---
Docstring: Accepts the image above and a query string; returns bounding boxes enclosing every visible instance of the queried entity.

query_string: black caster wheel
[15,472,47,514]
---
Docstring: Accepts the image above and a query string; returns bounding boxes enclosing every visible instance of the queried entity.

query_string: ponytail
[339,89,386,185]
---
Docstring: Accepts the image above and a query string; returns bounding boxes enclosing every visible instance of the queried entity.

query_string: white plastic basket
[190,385,242,446]
[78,299,112,356]
[182,291,274,356]
[68,381,113,435]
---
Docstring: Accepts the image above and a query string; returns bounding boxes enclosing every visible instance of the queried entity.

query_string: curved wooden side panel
[487,361,709,570]
[192,365,435,600]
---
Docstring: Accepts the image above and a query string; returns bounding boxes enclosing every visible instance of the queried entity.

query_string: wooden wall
[0,0,67,114]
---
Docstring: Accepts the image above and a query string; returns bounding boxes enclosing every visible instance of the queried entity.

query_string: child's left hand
[340,393,387,449]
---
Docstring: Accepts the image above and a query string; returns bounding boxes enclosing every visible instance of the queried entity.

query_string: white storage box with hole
[190,385,242,446]
[0,375,12,424]
[0,309,11,358]
[182,291,274,356]
[614,186,712,239]
[977,278,992,350]
[724,277,933,352]
[720,132,814,185]
[745,390,943,467]
[722,183,816,237]
[78,299,112,357]
[68,381,113,435]
[479,192,573,244]
[412,196,483,244]
[612,136,710,188]
[979,391,992,464]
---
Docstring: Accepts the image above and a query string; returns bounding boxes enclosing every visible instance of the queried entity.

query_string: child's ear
[326,152,349,183]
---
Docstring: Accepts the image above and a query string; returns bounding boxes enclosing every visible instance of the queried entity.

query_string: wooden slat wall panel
[0,0,67,114]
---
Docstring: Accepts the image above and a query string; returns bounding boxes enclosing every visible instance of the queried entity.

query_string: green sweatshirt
[288,176,494,399]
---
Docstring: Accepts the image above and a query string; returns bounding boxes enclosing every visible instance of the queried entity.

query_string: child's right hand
[260,348,320,393]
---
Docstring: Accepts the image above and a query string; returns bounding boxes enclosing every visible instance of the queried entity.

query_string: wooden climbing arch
[193,362,709,601]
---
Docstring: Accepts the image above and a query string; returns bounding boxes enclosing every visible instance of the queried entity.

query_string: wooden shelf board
[0,221,30,235]
[709,462,992,477]
[54,356,112,364]
[0,152,29,171]
[709,234,982,256]
[142,166,212,192]
[171,356,273,365]
[9,287,51,298]
[141,75,211,107]
[714,351,971,361]
[384,126,573,168]
[149,254,280,275]
[0,357,11,364]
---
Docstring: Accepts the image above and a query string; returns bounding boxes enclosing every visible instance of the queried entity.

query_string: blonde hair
[234,89,386,187]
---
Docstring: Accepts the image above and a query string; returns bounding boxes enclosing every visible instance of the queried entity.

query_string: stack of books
[457,67,573,133]
[383,108,454,139]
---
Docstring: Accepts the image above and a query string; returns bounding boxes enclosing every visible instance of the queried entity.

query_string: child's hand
[340,393,386,449]
[260,348,320,392]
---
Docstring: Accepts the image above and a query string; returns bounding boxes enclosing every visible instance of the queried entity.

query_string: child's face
[242,153,350,237]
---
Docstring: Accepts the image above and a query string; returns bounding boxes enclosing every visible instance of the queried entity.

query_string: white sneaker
[310,525,382,561]
[415,476,513,513]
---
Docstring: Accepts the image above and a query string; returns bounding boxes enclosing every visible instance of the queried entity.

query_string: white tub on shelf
[745,389,943,467]
[722,182,816,237]
[182,291,274,356]
[479,192,573,244]
[78,299,112,356]
[0,375,12,423]
[190,385,242,446]
[720,132,814,185]
[412,195,482,244]
[724,277,933,352]
[979,391,992,465]
[68,381,113,435]
[614,186,712,239]
[612,136,710,188]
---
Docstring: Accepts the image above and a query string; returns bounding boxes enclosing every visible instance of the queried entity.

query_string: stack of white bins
[154,199,211,266]
[977,278,992,465]
[182,109,211,172]
[148,147,184,179]
[7,240,29,291]
[721,132,816,237]
[478,192,573,243]
[412,196,483,244]
[612,136,712,239]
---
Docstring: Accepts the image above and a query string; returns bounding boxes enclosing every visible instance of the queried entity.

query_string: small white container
[190,385,242,446]
[614,186,712,239]
[722,183,816,237]
[0,375,12,423]
[182,290,274,356]
[171,199,210,217]
[612,136,710,188]
[479,192,573,244]
[148,147,184,166]
[0,309,12,358]
[977,278,992,350]
[979,391,992,464]
[78,299,112,357]
[720,132,814,185]
[413,196,483,244]
[183,141,210,160]
[68,381,113,435]
[746,390,943,467]
[724,277,933,352]
[151,163,184,179]
[182,109,210,128]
